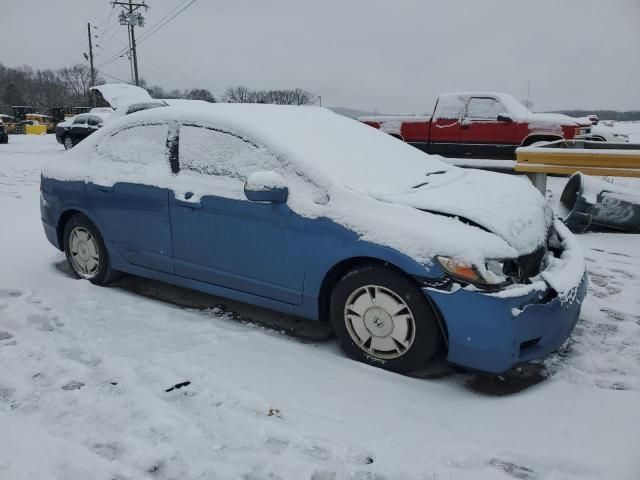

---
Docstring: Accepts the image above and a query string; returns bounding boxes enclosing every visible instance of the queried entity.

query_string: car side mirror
[497,113,513,123]
[244,171,288,204]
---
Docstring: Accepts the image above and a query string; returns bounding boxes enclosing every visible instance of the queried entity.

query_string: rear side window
[179,125,281,180]
[73,116,88,125]
[88,116,102,126]
[96,124,169,166]
[466,98,504,119]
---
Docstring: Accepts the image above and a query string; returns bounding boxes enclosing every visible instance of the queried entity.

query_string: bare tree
[223,86,315,105]
[58,64,94,105]
[223,86,253,103]
[185,88,216,103]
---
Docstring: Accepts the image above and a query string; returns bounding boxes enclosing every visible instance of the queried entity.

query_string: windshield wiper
[412,170,447,189]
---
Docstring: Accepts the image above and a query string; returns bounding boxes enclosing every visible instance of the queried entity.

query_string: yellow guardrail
[25,124,48,135]
[515,142,640,192]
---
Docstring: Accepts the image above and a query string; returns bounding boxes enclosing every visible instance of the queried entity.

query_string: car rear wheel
[63,136,74,150]
[63,214,116,285]
[330,264,442,373]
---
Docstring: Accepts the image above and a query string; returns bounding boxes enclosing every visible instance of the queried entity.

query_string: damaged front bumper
[425,219,588,374]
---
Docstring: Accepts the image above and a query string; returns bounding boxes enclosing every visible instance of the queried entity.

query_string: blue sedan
[40,103,587,374]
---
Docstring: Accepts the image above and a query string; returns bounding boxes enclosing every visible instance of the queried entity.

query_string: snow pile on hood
[43,103,551,264]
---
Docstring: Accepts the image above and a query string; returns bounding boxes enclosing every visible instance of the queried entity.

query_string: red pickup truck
[359,92,595,159]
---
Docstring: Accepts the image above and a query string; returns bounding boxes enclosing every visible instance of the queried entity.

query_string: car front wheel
[330,264,442,373]
[63,136,74,150]
[63,214,116,285]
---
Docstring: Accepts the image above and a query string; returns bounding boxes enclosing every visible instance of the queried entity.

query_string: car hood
[379,168,553,256]
[90,83,153,109]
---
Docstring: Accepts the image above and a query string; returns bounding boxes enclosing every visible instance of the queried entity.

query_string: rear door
[458,96,519,158]
[85,123,174,273]
[168,124,306,304]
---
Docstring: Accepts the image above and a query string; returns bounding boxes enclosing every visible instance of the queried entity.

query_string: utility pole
[87,22,96,106]
[114,0,148,86]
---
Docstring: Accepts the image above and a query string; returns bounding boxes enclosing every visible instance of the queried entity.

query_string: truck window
[466,98,504,120]
[433,95,465,120]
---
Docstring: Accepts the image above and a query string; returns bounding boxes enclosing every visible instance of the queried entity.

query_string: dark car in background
[0,123,8,144]
[55,112,111,150]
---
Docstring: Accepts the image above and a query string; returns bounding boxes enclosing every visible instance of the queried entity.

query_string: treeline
[1,62,316,114]
[555,110,640,121]
[221,86,316,105]
[0,63,99,111]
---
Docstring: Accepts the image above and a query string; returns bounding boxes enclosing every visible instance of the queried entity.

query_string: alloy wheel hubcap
[64,137,73,149]
[344,285,416,359]
[69,227,100,278]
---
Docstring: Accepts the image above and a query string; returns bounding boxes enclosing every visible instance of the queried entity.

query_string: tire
[63,135,74,150]
[330,264,442,373]
[63,213,116,285]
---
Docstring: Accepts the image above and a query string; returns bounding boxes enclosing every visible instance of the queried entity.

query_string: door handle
[93,184,113,192]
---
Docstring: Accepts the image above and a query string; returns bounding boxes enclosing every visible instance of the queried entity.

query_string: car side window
[179,125,281,180]
[73,116,87,125]
[96,124,169,167]
[466,98,505,120]
[88,116,102,126]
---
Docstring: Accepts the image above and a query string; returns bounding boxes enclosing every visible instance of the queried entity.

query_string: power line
[136,0,196,46]
[96,0,183,69]
[96,68,132,84]
[96,0,194,69]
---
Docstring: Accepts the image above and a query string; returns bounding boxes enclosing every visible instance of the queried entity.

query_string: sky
[1,0,639,113]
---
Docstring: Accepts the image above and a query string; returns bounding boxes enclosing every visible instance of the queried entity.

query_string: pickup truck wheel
[330,265,442,373]
[63,136,74,150]
[63,214,116,285]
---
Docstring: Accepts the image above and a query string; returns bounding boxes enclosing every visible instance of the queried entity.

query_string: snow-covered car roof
[89,107,115,115]
[74,112,112,123]
[437,92,588,126]
[102,103,455,195]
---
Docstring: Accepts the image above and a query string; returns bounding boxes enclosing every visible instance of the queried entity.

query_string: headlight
[437,256,509,287]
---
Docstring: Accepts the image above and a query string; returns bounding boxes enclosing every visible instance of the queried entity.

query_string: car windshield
[270,109,455,196]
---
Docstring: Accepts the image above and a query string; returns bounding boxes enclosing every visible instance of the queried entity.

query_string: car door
[429,95,464,156]
[169,124,305,305]
[458,96,518,158]
[70,115,88,143]
[85,123,175,274]
[86,115,103,138]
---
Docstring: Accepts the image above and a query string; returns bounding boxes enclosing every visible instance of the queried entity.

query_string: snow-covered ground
[1,133,639,480]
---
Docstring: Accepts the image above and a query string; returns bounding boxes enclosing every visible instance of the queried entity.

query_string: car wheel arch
[56,209,102,251]
[521,134,562,146]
